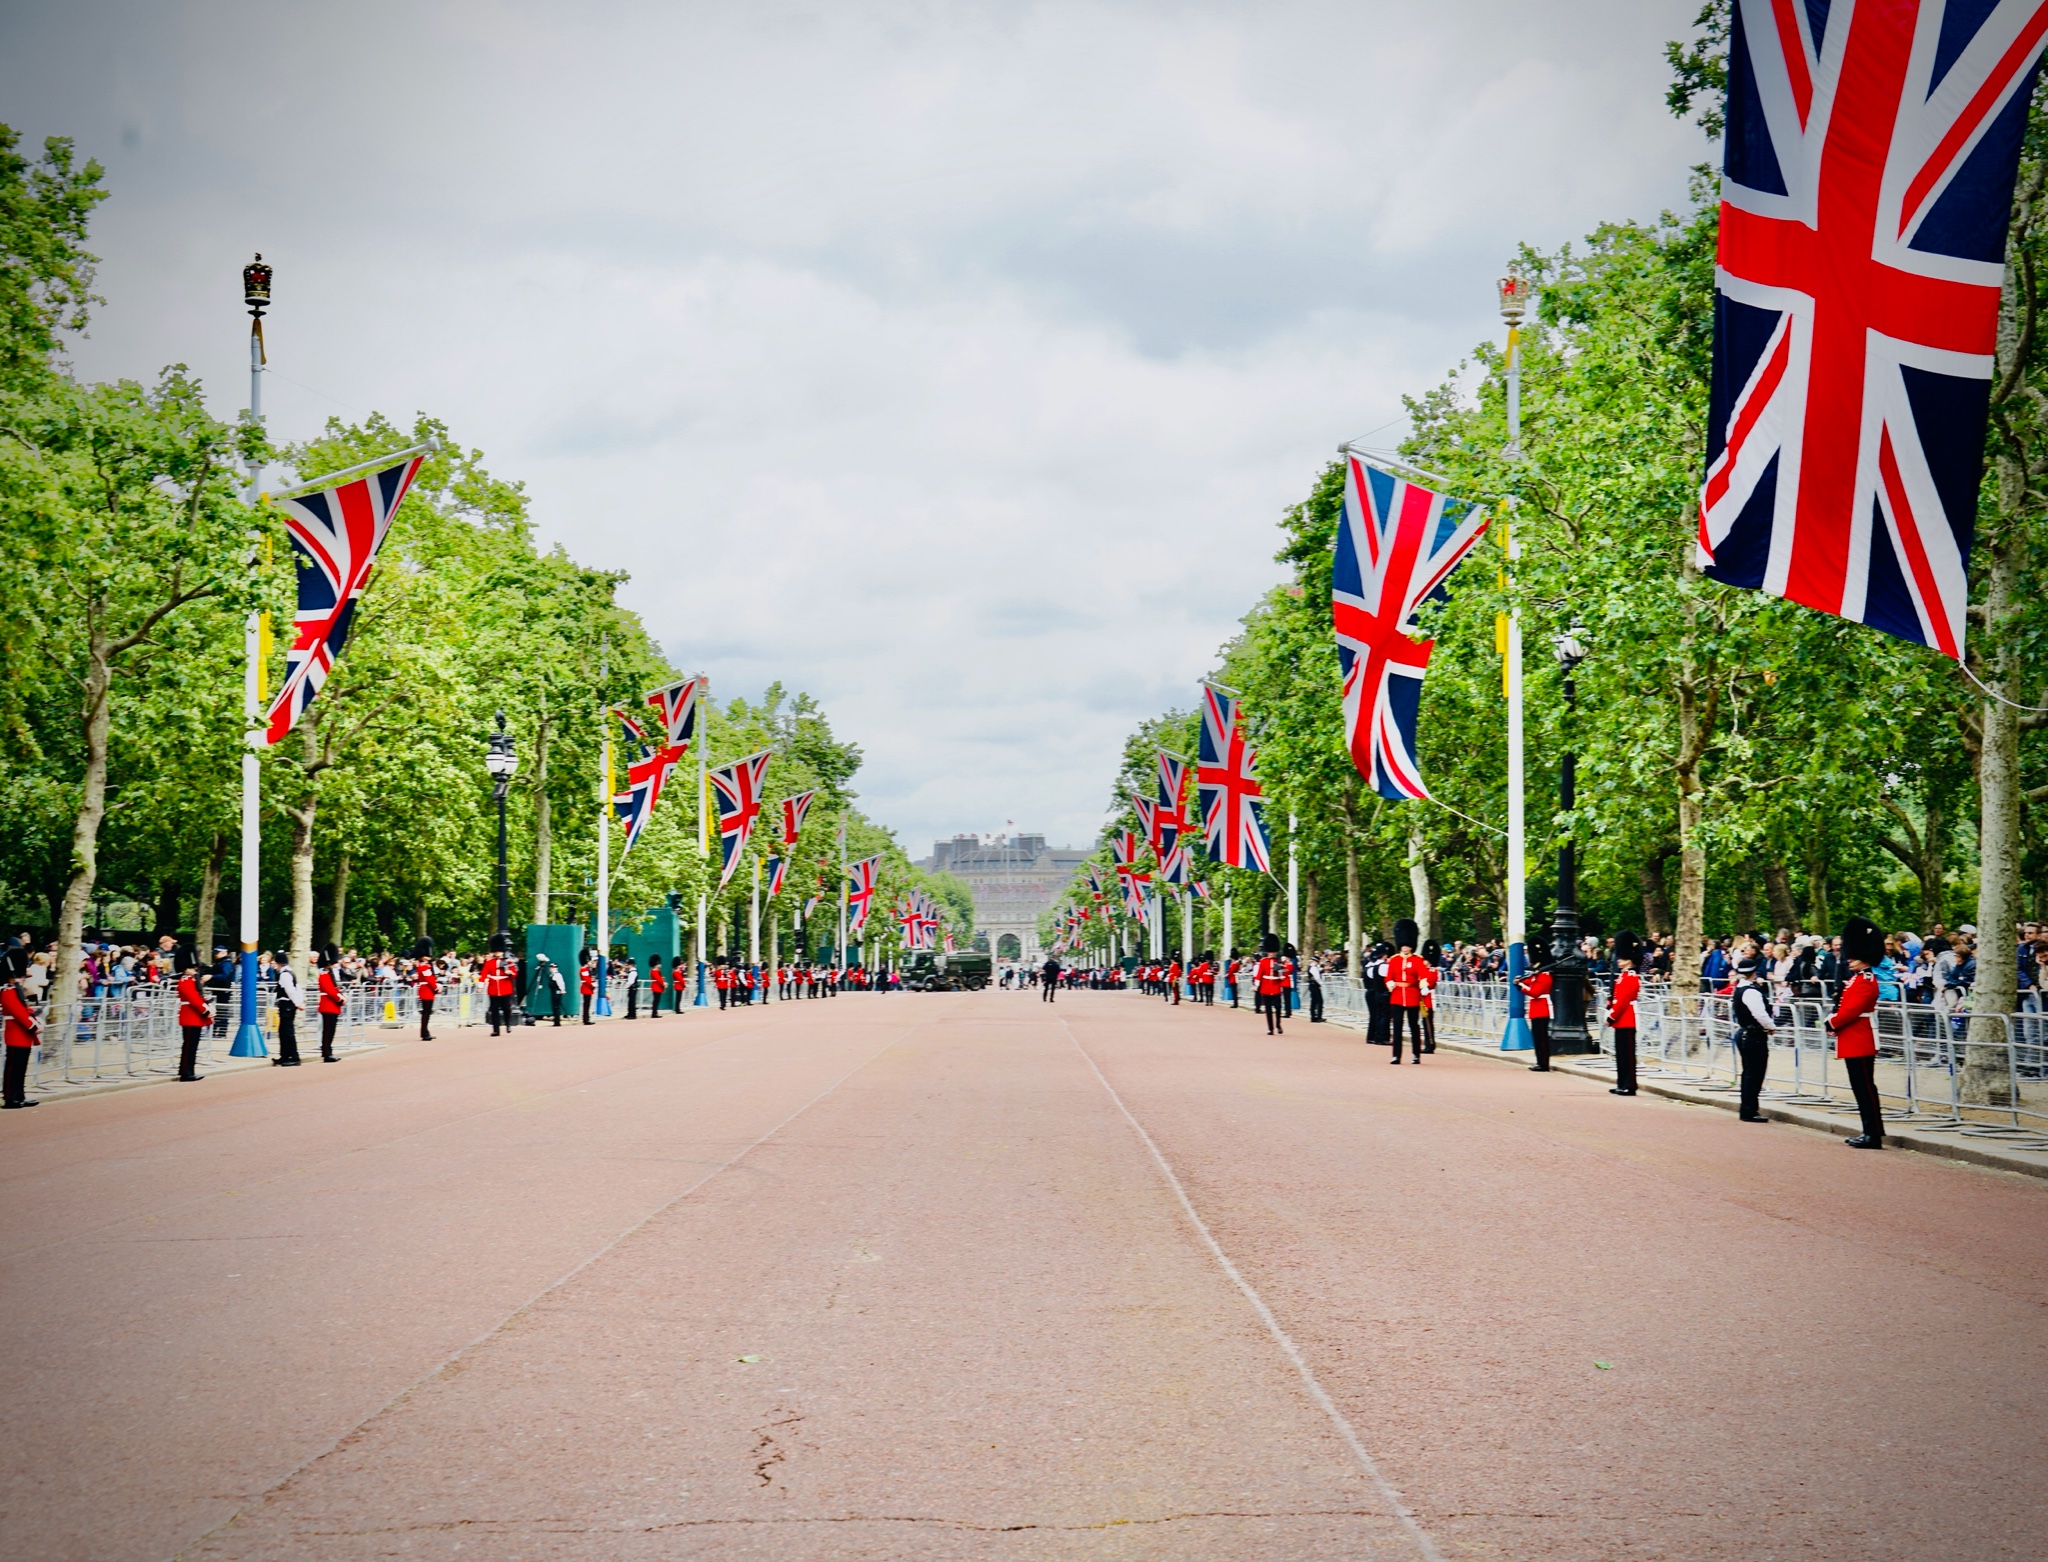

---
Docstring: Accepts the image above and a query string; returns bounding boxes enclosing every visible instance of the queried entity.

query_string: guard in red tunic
[714,958,732,1010]
[482,934,515,1035]
[1386,919,1427,1064]
[649,956,667,1015]
[414,939,438,1041]
[1254,933,1288,1036]
[3,946,43,1108]
[1827,917,1887,1148]
[579,950,596,1025]
[1517,957,1555,1071]
[1419,938,1442,1052]
[316,944,345,1062]
[1606,931,1641,1096]
[176,946,212,1081]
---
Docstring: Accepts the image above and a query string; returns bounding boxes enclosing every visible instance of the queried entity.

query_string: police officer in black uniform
[1731,954,1778,1122]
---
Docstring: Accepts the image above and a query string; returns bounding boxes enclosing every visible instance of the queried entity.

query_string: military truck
[903,949,991,992]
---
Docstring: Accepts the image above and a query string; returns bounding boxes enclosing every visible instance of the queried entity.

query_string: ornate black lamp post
[484,711,519,940]
[1547,623,1595,1052]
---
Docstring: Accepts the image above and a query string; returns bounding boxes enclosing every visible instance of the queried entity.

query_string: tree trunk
[1965,524,2024,1105]
[152,880,183,939]
[1639,846,1676,938]
[1671,584,1713,998]
[1763,859,1798,932]
[1344,823,1363,977]
[193,832,228,954]
[327,851,351,948]
[1302,871,1320,954]
[51,624,115,1045]
[1803,849,1831,942]
[1734,871,1757,940]
[415,898,429,945]
[1406,815,1435,943]
[531,711,552,927]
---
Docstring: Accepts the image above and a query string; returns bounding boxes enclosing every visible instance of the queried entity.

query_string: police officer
[1827,917,1886,1148]
[1041,953,1060,1001]
[1386,920,1427,1063]
[1606,931,1641,1096]
[1364,940,1392,1048]
[271,949,303,1065]
[1731,953,1776,1122]
[534,952,566,1026]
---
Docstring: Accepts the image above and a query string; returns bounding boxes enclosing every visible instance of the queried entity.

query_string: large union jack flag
[709,749,773,890]
[845,855,882,936]
[1155,751,1189,855]
[1333,458,1490,801]
[781,789,818,846]
[611,707,682,854]
[1196,683,1271,872]
[1129,793,1164,857]
[262,455,426,746]
[1699,0,2048,659]
[646,677,702,749]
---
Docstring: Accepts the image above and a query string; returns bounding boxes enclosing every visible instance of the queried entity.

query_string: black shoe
[1390,1057,1402,1064]
[3,1099,37,1108]
[1529,1064,1549,1072]
[322,1056,337,1063]
[1844,1134,1883,1149]
[1739,1113,1769,1122]
[272,1059,286,1066]
[284,1058,303,1066]
[1609,1087,1635,1096]
[177,1075,202,1082]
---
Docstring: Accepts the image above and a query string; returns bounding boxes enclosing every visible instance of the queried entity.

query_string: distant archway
[996,933,1023,960]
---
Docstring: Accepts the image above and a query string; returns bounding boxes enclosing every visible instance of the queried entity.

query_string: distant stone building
[921,833,1089,962]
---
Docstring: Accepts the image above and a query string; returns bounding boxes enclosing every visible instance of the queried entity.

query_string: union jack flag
[1159,843,1189,888]
[781,789,818,846]
[611,707,681,853]
[766,855,788,897]
[1190,879,1212,902]
[1333,458,1490,800]
[845,855,882,936]
[1156,751,1189,855]
[262,455,426,746]
[645,676,702,749]
[1196,683,1271,872]
[709,749,773,890]
[1698,0,2048,659]
[1130,793,1164,857]
[802,892,822,922]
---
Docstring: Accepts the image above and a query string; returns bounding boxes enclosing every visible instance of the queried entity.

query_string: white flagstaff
[695,682,710,1006]
[1499,270,1534,1052]
[231,256,272,1059]
[595,638,611,1016]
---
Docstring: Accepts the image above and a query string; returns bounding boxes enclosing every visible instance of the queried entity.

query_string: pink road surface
[1,990,2042,1560]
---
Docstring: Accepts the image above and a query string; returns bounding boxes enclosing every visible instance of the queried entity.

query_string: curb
[1327,1016,2048,1182]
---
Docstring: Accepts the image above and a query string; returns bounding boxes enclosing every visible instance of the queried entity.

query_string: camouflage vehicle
[903,949,991,992]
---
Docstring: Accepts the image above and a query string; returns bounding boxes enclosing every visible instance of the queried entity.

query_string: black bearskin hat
[1422,939,1442,964]
[412,936,434,960]
[1,946,28,981]
[174,943,200,973]
[1841,916,1885,966]
[319,944,339,968]
[578,947,591,966]
[1393,918,1419,951]
[1612,930,1640,965]
[488,932,509,953]
[1260,932,1279,954]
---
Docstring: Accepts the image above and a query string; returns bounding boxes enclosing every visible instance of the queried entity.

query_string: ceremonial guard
[1254,933,1287,1035]
[3,946,42,1107]
[414,939,437,1040]
[1826,917,1886,1148]
[482,934,515,1035]
[648,955,667,1014]
[1386,920,1427,1063]
[1166,956,1182,1005]
[270,949,303,1066]
[176,946,211,1081]
[1419,940,1441,1052]
[670,955,690,1009]
[579,950,595,1025]
[1606,931,1640,1095]
[1516,955,1553,1071]
[714,957,731,1009]
[317,945,345,1062]
[1731,954,1776,1122]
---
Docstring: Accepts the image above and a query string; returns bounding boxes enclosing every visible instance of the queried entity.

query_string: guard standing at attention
[1731,954,1776,1122]
[271,949,303,1065]
[579,950,596,1025]
[1826,917,1886,1148]
[649,955,667,1014]
[176,946,211,1081]
[483,934,515,1035]
[414,939,438,1041]
[317,945,345,1062]
[1419,939,1441,1052]
[1255,933,1287,1035]
[1606,931,1641,1095]
[3,946,43,1107]
[1516,955,1554,1071]
[1386,919,1427,1063]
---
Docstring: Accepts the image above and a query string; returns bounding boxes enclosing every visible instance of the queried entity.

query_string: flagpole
[837,817,848,970]
[1286,810,1300,1011]
[231,257,271,1060]
[1499,271,1534,1051]
[1180,888,1193,998]
[595,638,611,1018]
[750,855,761,969]
[695,681,710,1007]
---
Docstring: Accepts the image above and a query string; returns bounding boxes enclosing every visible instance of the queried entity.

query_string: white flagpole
[231,260,269,1059]
[595,639,611,1017]
[750,855,761,967]
[837,818,848,970]
[1499,272,1533,1051]
[695,680,709,1007]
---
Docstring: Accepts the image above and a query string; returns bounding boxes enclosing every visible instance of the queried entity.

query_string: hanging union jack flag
[709,749,773,890]
[1197,683,1272,872]
[781,789,818,846]
[1698,0,2048,659]
[262,454,427,746]
[1130,793,1164,857]
[766,855,788,897]
[1155,751,1189,855]
[845,855,882,936]
[611,707,682,853]
[646,676,702,749]
[1333,457,1490,801]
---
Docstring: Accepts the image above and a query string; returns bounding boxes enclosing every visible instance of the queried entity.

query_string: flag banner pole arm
[1426,797,1507,838]
[1958,661,2048,713]
[277,440,440,498]
[1338,443,1457,490]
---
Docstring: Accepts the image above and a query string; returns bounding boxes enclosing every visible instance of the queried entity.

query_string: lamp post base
[229,1022,268,1059]
[1500,1016,1535,1052]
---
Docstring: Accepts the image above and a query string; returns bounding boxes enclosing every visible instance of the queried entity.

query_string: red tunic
[2,985,41,1048]
[579,966,595,997]
[1607,969,1640,1029]
[482,956,514,997]
[649,964,666,995]
[178,972,213,1028]
[1517,970,1553,1020]
[415,966,439,1002]
[317,970,343,1016]
[1827,970,1879,1060]
[1386,953,1428,1008]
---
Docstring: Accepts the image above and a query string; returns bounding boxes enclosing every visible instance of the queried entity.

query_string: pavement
[3,991,2043,1561]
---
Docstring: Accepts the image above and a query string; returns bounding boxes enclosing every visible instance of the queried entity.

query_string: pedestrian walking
[1731,954,1776,1122]
[414,940,438,1040]
[317,945,344,1062]
[271,950,303,1065]
[2,946,41,1108]
[1607,931,1641,1095]
[1517,955,1554,1070]
[176,946,211,1081]
[1387,919,1426,1063]
[1041,954,1060,1001]
[1827,917,1887,1148]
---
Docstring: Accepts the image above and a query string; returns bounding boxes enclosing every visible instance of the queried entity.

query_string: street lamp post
[484,711,518,941]
[1547,624,1594,1052]
[230,254,274,1059]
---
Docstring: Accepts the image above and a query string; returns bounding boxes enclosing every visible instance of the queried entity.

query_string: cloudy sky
[2,0,1708,856]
